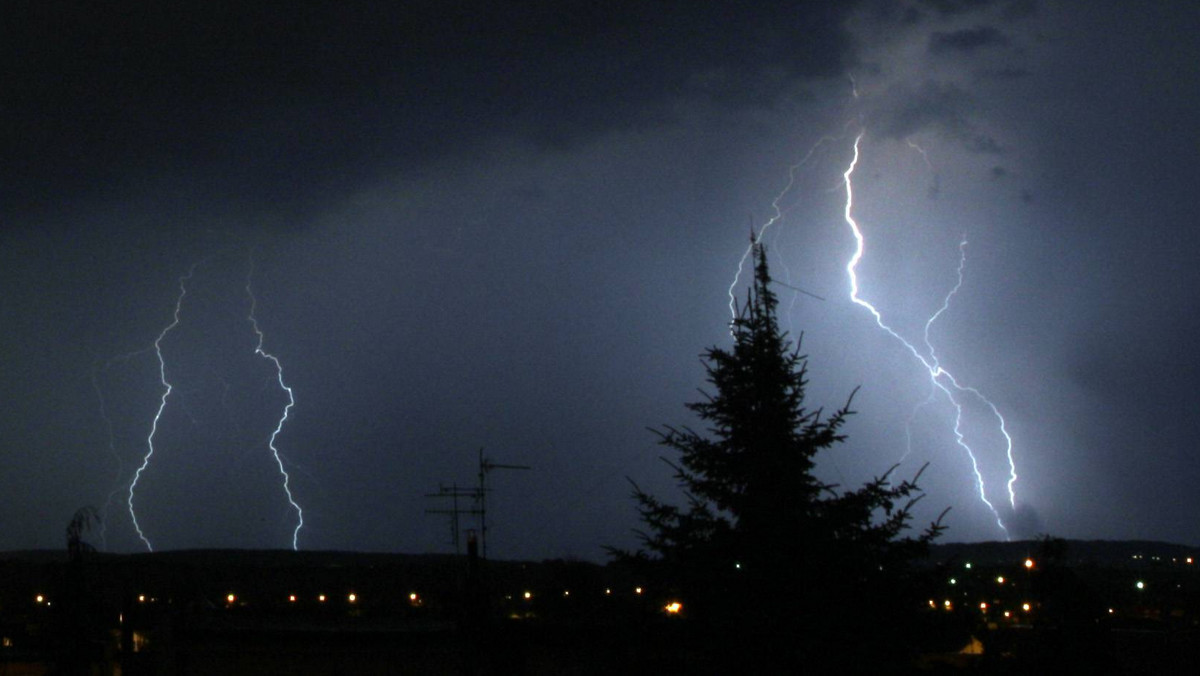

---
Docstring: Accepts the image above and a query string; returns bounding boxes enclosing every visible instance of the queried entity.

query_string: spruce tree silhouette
[616,243,945,670]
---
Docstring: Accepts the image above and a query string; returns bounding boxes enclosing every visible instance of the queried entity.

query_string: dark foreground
[2,541,1200,674]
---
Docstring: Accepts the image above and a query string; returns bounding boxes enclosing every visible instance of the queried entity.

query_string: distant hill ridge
[2,539,1197,569]
[928,539,1198,567]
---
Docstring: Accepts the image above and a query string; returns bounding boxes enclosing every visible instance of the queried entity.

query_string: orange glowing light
[664,601,683,614]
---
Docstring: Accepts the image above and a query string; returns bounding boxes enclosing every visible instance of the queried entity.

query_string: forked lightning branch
[122,259,304,551]
[730,128,1020,539]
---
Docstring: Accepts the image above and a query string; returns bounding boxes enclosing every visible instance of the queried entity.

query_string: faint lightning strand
[899,237,967,466]
[905,138,934,171]
[919,237,1019,510]
[246,259,304,550]
[128,265,198,552]
[90,358,121,550]
[842,132,1016,538]
[728,136,836,319]
[923,237,968,371]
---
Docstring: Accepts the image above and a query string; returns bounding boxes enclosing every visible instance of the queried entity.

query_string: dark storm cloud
[977,66,1032,80]
[965,134,1004,154]
[867,78,1013,156]
[2,2,856,227]
[903,0,1036,24]
[916,0,1024,18]
[928,26,1010,55]
[916,0,988,16]
[999,0,1039,21]
[869,80,975,140]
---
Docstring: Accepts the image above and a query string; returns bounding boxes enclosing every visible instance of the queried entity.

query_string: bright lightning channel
[245,259,304,550]
[128,264,198,551]
[842,131,1018,538]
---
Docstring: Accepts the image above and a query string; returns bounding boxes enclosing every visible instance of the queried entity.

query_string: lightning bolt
[92,350,146,550]
[728,136,837,320]
[245,258,304,550]
[128,264,198,551]
[899,238,967,466]
[842,131,1018,538]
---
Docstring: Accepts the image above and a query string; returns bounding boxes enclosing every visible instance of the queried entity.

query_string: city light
[226,594,236,604]
[1136,580,1145,590]
[664,601,683,615]
[348,593,357,603]
[1024,558,1034,570]
[996,576,1006,584]
[1022,603,1031,612]
[288,595,297,603]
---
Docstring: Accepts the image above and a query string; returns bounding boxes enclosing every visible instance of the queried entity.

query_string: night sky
[4,1,1200,560]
